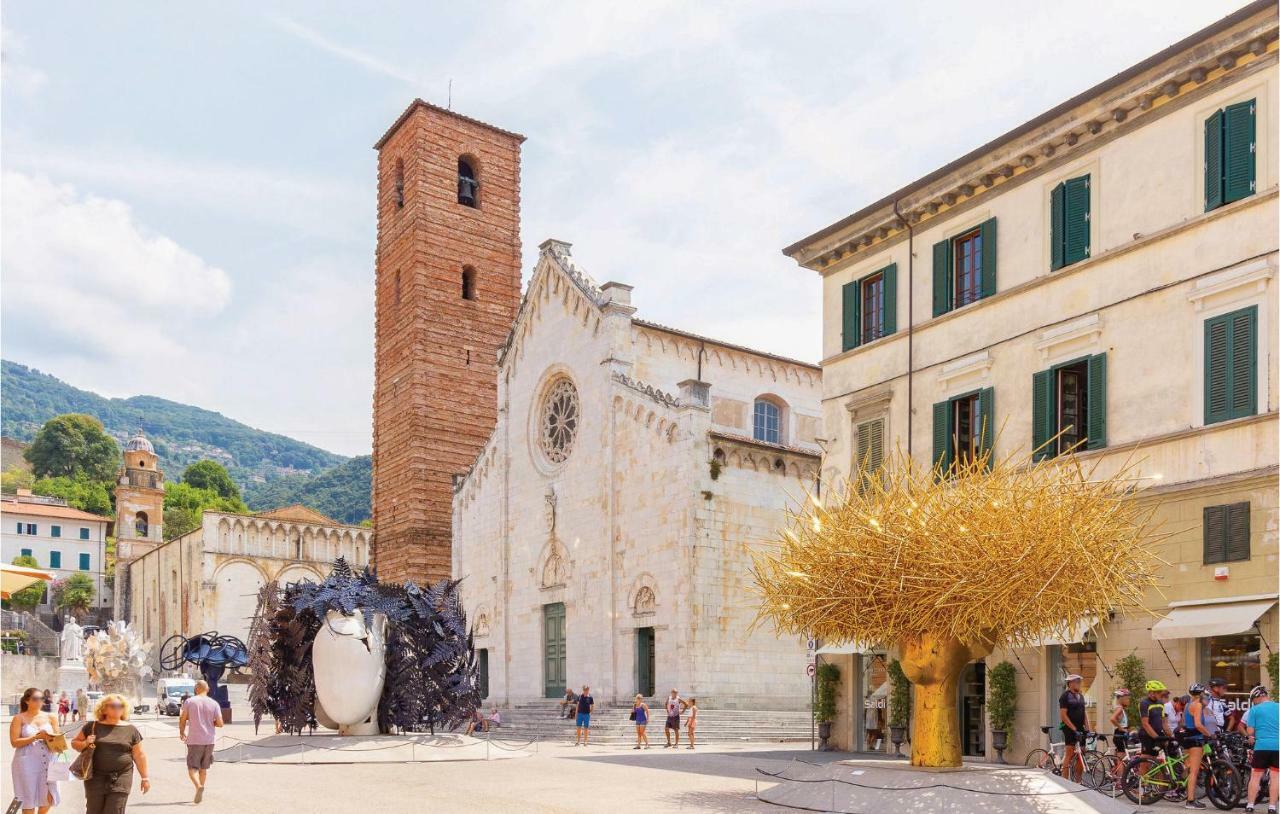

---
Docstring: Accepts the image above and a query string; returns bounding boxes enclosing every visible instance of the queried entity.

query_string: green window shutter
[1049,183,1066,270]
[1203,505,1227,563]
[1205,109,1224,211]
[932,239,952,317]
[1226,501,1251,562]
[841,280,860,352]
[979,218,997,299]
[856,418,885,493]
[1228,306,1257,419]
[1063,175,1091,266]
[932,400,952,475]
[1222,99,1256,204]
[1204,313,1231,424]
[977,387,995,468]
[881,263,898,336]
[1032,369,1054,461]
[1086,353,1107,450]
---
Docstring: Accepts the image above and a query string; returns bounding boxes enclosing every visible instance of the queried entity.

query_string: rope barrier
[755,761,1097,797]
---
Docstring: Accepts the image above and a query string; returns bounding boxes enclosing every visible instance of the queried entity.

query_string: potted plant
[888,658,910,758]
[814,662,840,750]
[987,661,1016,763]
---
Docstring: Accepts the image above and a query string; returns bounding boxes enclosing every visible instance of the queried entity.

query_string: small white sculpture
[311,610,387,736]
[60,616,84,662]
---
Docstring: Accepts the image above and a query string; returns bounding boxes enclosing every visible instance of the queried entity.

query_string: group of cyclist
[1057,673,1278,811]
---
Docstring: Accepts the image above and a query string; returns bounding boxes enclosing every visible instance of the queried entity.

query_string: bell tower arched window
[457,157,478,207]
[462,266,477,300]
[135,511,149,538]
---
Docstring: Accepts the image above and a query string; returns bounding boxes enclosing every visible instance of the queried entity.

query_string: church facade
[453,239,821,709]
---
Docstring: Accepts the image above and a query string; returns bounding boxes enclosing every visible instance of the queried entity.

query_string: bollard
[411,739,416,763]
[299,743,305,765]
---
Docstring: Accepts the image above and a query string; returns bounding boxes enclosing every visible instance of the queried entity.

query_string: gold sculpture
[751,443,1164,767]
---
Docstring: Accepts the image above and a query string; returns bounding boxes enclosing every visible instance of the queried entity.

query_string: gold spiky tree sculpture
[751,444,1164,768]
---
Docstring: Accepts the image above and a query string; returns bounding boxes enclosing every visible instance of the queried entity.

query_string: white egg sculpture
[311,610,387,735]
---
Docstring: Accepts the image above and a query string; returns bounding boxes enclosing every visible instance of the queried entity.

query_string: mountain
[242,455,371,525]
[1,360,371,521]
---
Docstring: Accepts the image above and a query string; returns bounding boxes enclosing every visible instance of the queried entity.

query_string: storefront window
[857,654,890,753]
[1201,633,1261,714]
[1047,642,1099,741]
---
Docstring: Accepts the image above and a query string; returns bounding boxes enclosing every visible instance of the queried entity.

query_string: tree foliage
[814,662,840,723]
[987,661,1017,732]
[182,460,241,501]
[52,573,95,616]
[8,555,46,611]
[24,414,119,482]
[243,456,371,524]
[1,467,34,494]
[888,659,911,728]
[1115,654,1147,721]
[163,481,248,540]
[31,475,113,515]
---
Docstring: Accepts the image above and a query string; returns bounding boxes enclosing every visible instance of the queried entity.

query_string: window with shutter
[977,387,994,468]
[1049,184,1066,270]
[855,417,885,492]
[1050,175,1090,269]
[932,401,952,475]
[931,221,996,315]
[932,240,952,317]
[1204,305,1256,425]
[841,281,860,352]
[979,218,997,299]
[1032,370,1054,461]
[1032,353,1106,460]
[1222,99,1256,205]
[1205,109,1224,211]
[881,264,897,337]
[861,272,885,344]
[1204,502,1250,564]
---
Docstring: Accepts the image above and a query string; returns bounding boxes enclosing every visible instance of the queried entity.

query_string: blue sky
[1,1,1238,456]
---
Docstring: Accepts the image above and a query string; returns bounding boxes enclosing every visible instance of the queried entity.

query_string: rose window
[539,379,579,464]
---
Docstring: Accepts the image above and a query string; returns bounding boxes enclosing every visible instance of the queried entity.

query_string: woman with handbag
[70,694,150,814]
[631,694,650,750]
[8,687,63,813]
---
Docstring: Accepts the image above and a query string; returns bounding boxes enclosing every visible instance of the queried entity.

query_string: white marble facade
[453,239,821,710]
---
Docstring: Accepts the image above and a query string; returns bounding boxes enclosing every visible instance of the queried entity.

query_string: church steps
[486,704,814,744]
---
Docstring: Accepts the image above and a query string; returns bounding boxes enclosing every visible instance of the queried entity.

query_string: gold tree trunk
[900,632,994,768]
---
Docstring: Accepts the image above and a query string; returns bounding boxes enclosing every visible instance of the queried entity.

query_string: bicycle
[1120,735,1241,809]
[1024,726,1112,789]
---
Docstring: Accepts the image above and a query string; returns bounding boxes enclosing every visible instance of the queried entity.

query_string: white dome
[124,432,154,454]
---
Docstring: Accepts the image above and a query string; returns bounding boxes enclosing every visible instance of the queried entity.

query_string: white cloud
[1,171,231,363]
[1,26,48,96]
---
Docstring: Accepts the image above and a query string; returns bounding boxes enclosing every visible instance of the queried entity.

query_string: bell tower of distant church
[371,100,524,585]
[113,430,165,615]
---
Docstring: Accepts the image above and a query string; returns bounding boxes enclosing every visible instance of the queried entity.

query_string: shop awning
[1033,616,1100,647]
[0,562,54,599]
[816,642,873,655]
[1151,599,1276,641]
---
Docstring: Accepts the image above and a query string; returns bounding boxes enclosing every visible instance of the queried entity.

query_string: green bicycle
[1120,737,1242,809]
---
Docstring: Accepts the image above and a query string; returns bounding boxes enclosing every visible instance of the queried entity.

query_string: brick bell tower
[371,100,524,585]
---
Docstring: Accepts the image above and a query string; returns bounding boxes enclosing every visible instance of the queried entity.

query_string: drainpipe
[892,201,915,459]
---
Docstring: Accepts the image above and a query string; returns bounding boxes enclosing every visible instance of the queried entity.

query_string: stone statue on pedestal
[60,616,84,662]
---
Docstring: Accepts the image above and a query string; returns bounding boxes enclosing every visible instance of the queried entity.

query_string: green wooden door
[543,602,566,698]
[636,627,655,697]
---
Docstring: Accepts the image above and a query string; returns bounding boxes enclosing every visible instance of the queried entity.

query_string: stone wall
[372,100,524,586]
[1,654,61,703]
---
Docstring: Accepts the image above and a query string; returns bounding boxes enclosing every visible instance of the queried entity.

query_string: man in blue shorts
[573,684,594,746]
[1243,685,1278,814]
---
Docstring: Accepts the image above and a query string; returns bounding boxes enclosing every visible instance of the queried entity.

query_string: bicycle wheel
[1121,757,1173,806]
[1024,748,1056,772]
[1087,754,1121,794]
[1205,759,1242,811]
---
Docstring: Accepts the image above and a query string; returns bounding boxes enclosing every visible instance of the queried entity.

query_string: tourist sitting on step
[558,688,578,719]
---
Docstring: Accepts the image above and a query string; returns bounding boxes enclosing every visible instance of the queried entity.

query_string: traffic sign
[805,662,816,678]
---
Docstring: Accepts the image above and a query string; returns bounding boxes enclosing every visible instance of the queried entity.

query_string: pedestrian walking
[573,685,594,746]
[71,693,150,814]
[75,690,89,723]
[9,687,62,814]
[42,689,53,713]
[1242,685,1278,814]
[632,694,650,749]
[685,698,698,750]
[58,693,71,726]
[179,680,223,804]
[663,689,684,748]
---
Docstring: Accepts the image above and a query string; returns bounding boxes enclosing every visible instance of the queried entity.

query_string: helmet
[1189,683,1205,695]
[1250,686,1269,699]
[1113,688,1131,697]
[1207,677,1228,688]
[1065,674,1083,684]
[1145,680,1167,693]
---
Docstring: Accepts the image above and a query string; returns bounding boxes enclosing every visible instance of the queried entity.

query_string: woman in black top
[71,694,150,814]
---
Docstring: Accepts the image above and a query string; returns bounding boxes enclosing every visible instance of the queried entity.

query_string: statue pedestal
[57,660,90,695]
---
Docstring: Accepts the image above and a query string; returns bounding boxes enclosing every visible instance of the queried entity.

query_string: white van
[156,677,197,716]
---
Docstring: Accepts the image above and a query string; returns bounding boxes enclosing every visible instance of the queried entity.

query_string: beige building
[127,505,370,649]
[452,239,821,708]
[784,3,1278,758]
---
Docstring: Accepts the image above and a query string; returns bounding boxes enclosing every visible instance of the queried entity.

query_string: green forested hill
[2,360,371,521]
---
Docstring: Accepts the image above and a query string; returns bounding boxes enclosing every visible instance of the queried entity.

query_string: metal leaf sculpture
[251,558,482,735]
[751,443,1166,767]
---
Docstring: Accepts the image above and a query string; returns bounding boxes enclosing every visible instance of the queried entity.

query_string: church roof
[124,431,154,454]
[373,98,526,149]
[253,504,344,526]
[0,498,112,523]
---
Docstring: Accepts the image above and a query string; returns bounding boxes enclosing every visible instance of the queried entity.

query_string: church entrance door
[636,627,655,697]
[543,602,566,698]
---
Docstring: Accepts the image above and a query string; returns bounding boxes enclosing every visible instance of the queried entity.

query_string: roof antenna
[448,78,453,110]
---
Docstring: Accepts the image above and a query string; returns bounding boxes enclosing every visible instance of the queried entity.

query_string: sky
[1,1,1242,457]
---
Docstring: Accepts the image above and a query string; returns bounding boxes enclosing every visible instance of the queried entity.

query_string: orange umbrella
[1,562,55,599]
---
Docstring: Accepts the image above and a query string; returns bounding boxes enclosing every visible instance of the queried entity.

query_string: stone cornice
[791,12,1278,273]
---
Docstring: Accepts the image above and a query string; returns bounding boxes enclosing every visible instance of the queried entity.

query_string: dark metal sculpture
[247,557,482,735]
[158,630,249,713]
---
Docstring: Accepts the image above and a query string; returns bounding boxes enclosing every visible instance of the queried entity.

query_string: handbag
[629,709,637,721]
[69,722,94,782]
[47,751,72,783]
[47,733,68,753]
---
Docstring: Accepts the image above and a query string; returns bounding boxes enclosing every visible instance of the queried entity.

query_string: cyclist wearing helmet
[1205,677,1229,735]
[1183,683,1212,809]
[1110,688,1132,753]
[1140,680,1170,757]
[1242,685,1277,814]
[1059,674,1090,782]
